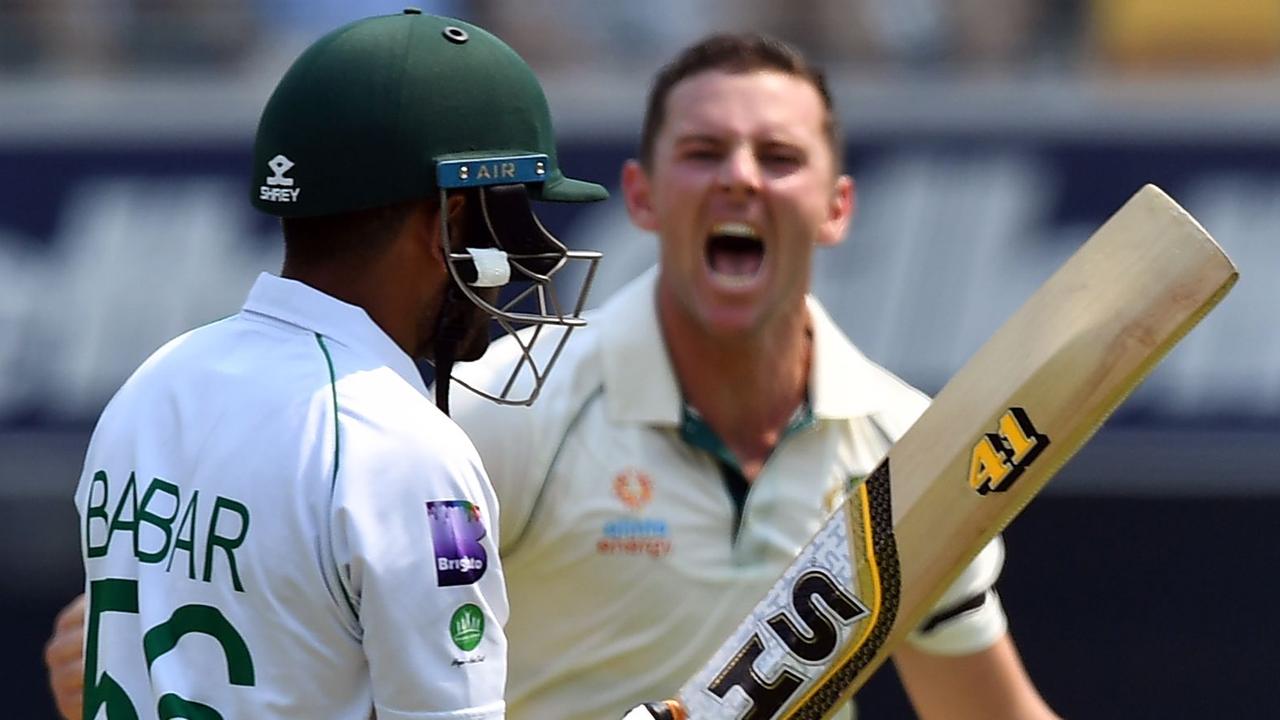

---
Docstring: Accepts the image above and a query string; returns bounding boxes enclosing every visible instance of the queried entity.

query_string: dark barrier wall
[2,135,1277,716]
[859,495,1280,718]
[3,138,1277,435]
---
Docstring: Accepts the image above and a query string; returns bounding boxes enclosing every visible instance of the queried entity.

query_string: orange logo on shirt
[613,468,653,511]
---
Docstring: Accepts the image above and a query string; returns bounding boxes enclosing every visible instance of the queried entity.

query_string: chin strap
[433,350,454,416]
[431,187,493,416]
[431,281,470,416]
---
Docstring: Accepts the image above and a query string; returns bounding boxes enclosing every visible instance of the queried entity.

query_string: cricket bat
[648,184,1238,720]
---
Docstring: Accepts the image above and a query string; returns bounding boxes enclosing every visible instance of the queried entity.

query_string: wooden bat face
[668,185,1239,720]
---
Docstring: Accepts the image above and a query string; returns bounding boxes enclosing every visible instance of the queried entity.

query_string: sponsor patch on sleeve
[425,500,489,587]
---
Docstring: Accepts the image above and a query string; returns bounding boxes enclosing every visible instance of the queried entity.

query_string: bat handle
[620,700,688,720]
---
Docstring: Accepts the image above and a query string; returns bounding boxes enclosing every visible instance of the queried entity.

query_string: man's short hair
[639,33,843,170]
[281,198,426,271]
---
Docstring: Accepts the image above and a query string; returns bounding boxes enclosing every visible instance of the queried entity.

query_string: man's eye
[763,152,802,166]
[683,148,720,161]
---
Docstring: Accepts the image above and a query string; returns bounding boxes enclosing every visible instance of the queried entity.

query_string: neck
[658,290,812,480]
[282,256,434,358]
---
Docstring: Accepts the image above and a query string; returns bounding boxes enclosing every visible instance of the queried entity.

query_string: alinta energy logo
[449,603,485,653]
[598,467,671,558]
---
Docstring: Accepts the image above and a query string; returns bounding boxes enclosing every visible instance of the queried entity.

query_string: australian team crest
[613,467,654,511]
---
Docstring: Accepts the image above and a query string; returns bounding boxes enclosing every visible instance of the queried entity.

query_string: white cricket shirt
[451,268,1004,720]
[75,273,507,719]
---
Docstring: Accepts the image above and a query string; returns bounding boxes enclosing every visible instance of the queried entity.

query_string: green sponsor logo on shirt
[450,604,485,652]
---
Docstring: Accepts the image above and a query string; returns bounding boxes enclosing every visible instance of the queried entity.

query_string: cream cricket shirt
[451,269,1005,720]
[75,273,507,719]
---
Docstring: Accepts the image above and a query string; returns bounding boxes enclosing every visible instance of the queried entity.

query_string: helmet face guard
[434,153,602,407]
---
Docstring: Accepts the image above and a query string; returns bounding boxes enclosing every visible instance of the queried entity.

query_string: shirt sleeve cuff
[904,536,1008,656]
[905,589,1008,656]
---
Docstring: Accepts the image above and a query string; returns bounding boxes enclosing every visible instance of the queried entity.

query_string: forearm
[894,633,1060,720]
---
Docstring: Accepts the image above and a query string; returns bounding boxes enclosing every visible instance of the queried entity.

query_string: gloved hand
[44,594,86,720]
[620,701,685,719]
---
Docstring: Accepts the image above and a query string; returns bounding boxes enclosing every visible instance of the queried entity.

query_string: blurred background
[2,0,1278,717]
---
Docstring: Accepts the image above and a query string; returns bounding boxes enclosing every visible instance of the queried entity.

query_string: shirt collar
[240,272,429,397]
[806,296,902,419]
[598,266,898,425]
[599,267,683,425]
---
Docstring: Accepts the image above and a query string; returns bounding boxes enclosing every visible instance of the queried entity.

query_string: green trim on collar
[678,399,815,473]
[679,404,735,469]
[786,399,818,436]
[679,398,816,548]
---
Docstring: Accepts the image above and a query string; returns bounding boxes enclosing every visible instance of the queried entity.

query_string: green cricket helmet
[252,9,605,410]
[251,9,605,214]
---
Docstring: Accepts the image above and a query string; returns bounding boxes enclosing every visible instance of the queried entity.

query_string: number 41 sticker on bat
[637,184,1239,720]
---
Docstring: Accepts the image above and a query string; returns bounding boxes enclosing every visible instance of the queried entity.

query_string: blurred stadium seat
[1091,0,1280,71]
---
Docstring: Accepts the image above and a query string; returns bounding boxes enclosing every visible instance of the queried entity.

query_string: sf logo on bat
[705,571,868,718]
[968,407,1050,495]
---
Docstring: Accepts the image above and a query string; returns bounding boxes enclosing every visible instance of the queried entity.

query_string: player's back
[74,307,375,718]
[76,274,508,719]
[74,310,368,717]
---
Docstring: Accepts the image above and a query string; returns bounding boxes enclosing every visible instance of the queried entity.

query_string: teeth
[710,271,757,288]
[710,222,759,239]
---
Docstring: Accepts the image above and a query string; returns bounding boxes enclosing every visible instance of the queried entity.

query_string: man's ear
[443,193,470,251]
[621,159,659,232]
[445,193,467,226]
[818,174,855,248]
[420,193,469,263]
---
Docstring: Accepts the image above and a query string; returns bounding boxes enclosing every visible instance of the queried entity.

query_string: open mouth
[705,222,765,286]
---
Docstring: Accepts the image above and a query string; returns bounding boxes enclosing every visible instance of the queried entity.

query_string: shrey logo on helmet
[249,10,608,412]
[258,155,299,203]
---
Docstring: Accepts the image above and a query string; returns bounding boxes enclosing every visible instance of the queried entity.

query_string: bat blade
[666,184,1238,720]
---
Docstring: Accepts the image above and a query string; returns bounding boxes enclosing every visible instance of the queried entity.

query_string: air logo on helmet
[471,163,518,181]
[437,154,549,189]
[259,154,301,203]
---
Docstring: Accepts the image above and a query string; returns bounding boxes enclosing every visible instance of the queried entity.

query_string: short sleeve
[868,384,1008,656]
[905,536,1008,656]
[332,407,508,719]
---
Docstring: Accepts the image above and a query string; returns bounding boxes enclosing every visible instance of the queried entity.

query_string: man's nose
[716,146,761,197]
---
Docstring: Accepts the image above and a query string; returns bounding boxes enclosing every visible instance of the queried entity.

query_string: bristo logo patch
[426,500,488,586]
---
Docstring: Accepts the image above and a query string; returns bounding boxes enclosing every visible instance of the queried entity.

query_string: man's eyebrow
[758,137,807,153]
[673,133,724,145]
